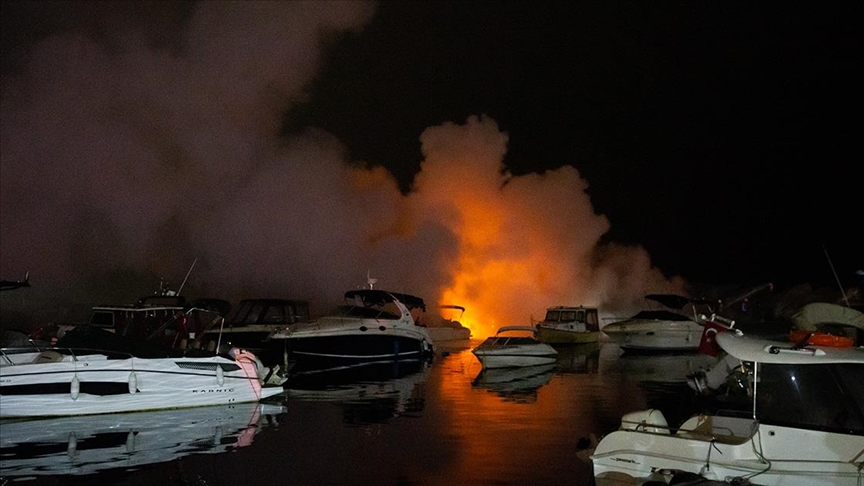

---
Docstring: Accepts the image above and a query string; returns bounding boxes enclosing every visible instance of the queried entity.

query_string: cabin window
[586,310,599,332]
[262,305,287,324]
[756,363,864,434]
[89,311,115,328]
[292,303,310,323]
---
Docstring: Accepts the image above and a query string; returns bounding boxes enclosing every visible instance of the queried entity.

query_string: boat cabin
[541,306,600,332]
[224,299,310,327]
[87,295,186,340]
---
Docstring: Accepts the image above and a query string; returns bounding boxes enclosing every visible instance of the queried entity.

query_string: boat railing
[0,346,135,365]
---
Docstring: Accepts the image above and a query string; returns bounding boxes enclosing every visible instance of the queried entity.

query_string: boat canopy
[496,325,538,334]
[791,302,864,331]
[717,332,864,365]
[344,289,426,311]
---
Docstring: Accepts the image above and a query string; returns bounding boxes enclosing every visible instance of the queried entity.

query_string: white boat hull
[471,326,559,369]
[601,320,703,351]
[535,325,599,344]
[0,352,283,418]
[425,326,471,343]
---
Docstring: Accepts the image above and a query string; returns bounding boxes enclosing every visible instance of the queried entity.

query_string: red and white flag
[698,315,735,356]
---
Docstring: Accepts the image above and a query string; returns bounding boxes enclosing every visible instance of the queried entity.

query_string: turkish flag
[698,315,735,356]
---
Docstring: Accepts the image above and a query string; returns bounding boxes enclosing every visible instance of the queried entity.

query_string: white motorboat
[0,324,285,418]
[534,305,601,344]
[0,401,285,477]
[424,304,473,343]
[601,294,708,352]
[471,326,558,369]
[590,328,864,485]
[269,289,434,372]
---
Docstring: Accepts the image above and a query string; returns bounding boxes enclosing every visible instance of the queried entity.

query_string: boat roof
[92,294,186,312]
[440,304,466,312]
[545,305,597,311]
[495,325,538,334]
[344,289,426,311]
[791,302,864,330]
[717,332,864,365]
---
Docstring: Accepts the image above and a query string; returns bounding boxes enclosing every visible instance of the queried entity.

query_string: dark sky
[284,1,860,287]
[1,1,860,330]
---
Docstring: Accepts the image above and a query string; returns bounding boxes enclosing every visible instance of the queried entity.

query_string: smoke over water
[1,2,688,337]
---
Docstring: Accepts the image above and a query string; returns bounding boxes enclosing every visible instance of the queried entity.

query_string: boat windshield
[755,362,864,435]
[482,336,537,346]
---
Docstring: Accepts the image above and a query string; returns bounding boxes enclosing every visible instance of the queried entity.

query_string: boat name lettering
[192,388,234,393]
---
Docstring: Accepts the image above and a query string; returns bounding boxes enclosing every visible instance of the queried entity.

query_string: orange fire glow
[415,117,690,340]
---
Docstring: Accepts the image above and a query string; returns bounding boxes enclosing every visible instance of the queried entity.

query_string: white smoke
[1,1,687,333]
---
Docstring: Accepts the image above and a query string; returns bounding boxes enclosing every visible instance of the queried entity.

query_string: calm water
[0,339,721,486]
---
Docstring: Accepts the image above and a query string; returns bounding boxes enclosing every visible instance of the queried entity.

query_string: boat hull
[535,325,599,344]
[0,353,283,418]
[471,342,558,369]
[471,326,559,369]
[601,320,703,352]
[425,326,471,343]
[277,326,433,372]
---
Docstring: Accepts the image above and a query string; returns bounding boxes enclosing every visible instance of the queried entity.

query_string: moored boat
[269,288,434,372]
[788,301,864,347]
[424,304,472,343]
[534,305,600,344]
[590,325,864,485]
[600,294,707,353]
[0,322,284,418]
[471,326,558,369]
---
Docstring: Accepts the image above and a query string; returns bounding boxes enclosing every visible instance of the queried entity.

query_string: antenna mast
[176,258,198,296]
[823,245,849,307]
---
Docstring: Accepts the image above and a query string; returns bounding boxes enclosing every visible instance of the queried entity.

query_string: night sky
[1,1,860,331]
[284,2,860,286]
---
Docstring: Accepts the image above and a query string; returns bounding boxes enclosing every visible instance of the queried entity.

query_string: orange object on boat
[788,330,854,348]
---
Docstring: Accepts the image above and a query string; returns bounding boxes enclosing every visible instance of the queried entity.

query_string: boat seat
[34,351,63,363]
[677,414,757,444]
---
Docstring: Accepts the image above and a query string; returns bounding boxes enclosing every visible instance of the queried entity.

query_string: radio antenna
[176,258,198,296]
[823,245,849,307]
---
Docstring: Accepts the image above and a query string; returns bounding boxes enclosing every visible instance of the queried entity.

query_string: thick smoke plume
[1,1,687,336]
